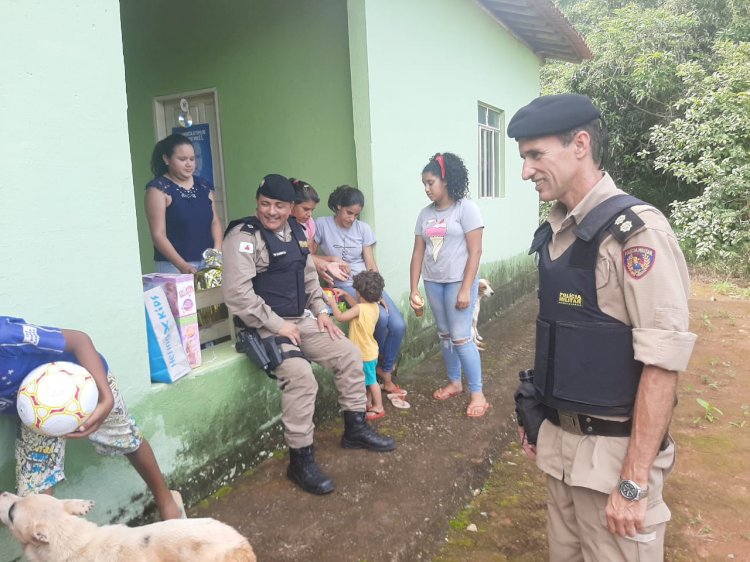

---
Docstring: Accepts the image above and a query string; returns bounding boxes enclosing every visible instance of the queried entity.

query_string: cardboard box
[143,286,191,383]
[175,313,202,368]
[142,273,197,318]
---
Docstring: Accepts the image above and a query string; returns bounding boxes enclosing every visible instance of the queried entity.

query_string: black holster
[514,369,546,445]
[235,326,307,379]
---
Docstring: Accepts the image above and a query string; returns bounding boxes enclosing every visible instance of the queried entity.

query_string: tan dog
[472,278,495,350]
[0,492,256,562]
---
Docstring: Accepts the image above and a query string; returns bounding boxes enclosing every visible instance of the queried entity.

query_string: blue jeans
[155,260,203,273]
[424,278,482,393]
[339,287,405,373]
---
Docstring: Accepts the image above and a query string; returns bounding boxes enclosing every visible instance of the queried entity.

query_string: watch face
[620,480,639,500]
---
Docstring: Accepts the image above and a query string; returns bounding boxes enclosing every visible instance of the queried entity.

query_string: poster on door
[172,123,214,184]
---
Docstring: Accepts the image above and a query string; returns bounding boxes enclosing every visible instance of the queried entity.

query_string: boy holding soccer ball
[0,316,184,520]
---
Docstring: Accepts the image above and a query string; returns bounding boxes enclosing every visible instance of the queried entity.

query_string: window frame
[477,103,505,199]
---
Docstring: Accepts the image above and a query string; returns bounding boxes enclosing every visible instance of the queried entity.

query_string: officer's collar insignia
[623,246,656,279]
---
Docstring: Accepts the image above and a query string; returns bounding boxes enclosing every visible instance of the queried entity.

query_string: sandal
[380,383,407,397]
[433,386,463,401]
[386,395,411,409]
[365,409,385,421]
[466,402,492,418]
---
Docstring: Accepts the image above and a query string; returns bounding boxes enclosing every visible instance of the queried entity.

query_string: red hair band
[435,154,446,179]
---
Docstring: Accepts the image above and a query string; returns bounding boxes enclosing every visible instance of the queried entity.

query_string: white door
[153,89,228,226]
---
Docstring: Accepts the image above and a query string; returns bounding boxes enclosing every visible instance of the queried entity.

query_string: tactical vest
[226,216,310,318]
[529,194,647,417]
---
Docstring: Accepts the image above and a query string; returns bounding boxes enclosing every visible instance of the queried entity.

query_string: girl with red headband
[409,153,490,418]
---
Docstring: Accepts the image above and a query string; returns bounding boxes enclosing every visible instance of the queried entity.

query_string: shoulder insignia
[238,241,254,254]
[608,208,645,243]
[240,223,255,234]
[299,240,309,249]
[623,246,656,279]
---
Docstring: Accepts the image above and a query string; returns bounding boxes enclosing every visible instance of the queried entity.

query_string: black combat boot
[287,445,335,495]
[341,411,396,451]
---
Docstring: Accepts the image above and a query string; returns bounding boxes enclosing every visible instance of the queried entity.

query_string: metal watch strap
[618,478,649,501]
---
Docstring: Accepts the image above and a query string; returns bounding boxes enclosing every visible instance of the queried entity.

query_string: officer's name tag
[239,242,254,253]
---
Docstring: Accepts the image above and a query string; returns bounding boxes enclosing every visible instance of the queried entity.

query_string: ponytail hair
[422,152,470,201]
[150,134,193,177]
[290,178,320,204]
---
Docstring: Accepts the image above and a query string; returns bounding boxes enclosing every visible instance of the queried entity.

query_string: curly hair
[290,178,320,204]
[327,185,365,213]
[352,270,384,304]
[422,152,470,201]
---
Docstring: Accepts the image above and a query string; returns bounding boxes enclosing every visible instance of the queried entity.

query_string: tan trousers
[546,476,667,562]
[261,317,366,449]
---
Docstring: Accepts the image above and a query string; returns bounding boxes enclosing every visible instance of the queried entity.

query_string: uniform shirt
[222,220,327,333]
[535,173,697,500]
[348,302,379,362]
[0,316,108,414]
[314,216,376,288]
[414,199,484,283]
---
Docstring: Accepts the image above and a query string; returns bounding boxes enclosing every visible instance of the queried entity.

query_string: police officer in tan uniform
[222,174,395,496]
[507,94,697,561]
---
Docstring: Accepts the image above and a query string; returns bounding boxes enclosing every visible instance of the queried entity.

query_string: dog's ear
[31,523,50,544]
[63,499,95,516]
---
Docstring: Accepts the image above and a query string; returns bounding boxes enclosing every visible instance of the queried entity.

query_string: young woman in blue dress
[145,134,223,274]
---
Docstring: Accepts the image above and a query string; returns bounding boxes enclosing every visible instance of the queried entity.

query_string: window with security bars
[477,104,504,198]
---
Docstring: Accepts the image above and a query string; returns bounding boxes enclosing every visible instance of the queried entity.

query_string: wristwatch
[316,308,330,316]
[618,478,649,501]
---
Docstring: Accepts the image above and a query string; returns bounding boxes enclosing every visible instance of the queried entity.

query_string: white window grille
[477,104,504,198]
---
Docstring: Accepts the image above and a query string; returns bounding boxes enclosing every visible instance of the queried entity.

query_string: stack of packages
[143,273,202,369]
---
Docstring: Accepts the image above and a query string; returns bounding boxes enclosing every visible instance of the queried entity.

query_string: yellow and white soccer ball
[16,361,99,437]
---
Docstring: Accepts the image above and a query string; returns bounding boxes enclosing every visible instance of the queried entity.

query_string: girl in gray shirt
[409,153,490,418]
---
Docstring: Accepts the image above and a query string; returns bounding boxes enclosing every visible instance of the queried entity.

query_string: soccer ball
[16,362,99,437]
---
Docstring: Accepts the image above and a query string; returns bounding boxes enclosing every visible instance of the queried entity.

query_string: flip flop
[387,395,411,409]
[380,383,407,397]
[365,409,386,421]
[170,490,187,519]
[466,402,492,418]
[433,386,463,401]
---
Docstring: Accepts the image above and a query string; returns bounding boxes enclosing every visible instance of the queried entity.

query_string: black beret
[256,174,295,202]
[507,94,601,140]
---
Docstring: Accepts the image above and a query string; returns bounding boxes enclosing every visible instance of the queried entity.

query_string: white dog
[0,492,256,562]
[472,278,495,350]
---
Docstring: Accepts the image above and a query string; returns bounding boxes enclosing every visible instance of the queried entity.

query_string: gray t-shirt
[314,216,376,288]
[415,199,484,283]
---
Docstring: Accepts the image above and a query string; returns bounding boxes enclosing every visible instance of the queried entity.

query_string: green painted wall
[348,0,542,303]
[0,2,152,559]
[120,0,359,273]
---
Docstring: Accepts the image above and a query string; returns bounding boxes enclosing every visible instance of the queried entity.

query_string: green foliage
[546,0,750,273]
[695,398,723,423]
[647,42,750,267]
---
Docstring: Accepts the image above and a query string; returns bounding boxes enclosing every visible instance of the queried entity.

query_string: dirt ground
[192,280,750,562]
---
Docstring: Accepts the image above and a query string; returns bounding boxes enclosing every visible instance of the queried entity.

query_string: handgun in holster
[234,318,308,379]
[514,369,546,445]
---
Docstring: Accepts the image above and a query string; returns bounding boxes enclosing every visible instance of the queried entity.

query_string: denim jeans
[339,287,405,373]
[424,278,482,393]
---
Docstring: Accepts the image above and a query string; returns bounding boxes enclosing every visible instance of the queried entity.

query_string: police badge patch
[623,246,656,279]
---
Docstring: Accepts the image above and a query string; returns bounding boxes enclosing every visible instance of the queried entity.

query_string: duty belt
[546,408,669,451]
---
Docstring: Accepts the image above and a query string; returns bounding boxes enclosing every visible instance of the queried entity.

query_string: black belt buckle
[558,410,585,435]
